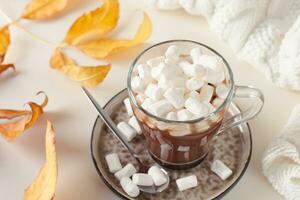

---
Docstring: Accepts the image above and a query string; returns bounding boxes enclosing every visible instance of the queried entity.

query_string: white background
[0,0,298,199]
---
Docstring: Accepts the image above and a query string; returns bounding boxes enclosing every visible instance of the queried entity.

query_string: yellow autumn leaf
[0,64,15,75]
[77,13,152,59]
[24,120,57,200]
[0,26,10,63]
[22,0,68,20]
[0,92,48,141]
[64,0,119,45]
[50,49,111,87]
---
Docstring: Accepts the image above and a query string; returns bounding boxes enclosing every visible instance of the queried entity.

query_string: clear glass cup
[127,40,264,170]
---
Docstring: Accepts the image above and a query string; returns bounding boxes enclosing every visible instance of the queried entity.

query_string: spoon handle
[82,87,142,163]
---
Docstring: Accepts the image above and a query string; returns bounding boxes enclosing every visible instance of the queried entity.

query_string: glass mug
[127,40,264,170]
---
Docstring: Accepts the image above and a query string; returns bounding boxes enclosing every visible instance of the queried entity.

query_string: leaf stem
[0,9,60,49]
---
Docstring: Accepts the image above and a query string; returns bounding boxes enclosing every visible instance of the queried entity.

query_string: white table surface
[0,0,297,199]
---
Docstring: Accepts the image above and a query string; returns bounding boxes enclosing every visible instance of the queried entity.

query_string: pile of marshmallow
[131,45,230,121]
[105,98,234,197]
[105,152,233,197]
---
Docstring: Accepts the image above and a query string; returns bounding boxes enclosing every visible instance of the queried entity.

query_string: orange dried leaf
[77,13,152,59]
[0,92,48,141]
[50,49,111,87]
[22,0,68,20]
[0,26,10,63]
[64,0,119,45]
[24,120,57,200]
[0,64,15,74]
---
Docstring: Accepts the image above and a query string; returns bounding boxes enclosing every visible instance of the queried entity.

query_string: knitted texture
[262,104,300,200]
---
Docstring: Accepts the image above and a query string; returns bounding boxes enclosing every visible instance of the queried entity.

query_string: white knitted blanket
[262,105,300,200]
[156,0,300,91]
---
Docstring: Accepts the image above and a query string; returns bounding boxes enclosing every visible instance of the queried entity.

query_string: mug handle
[217,85,264,135]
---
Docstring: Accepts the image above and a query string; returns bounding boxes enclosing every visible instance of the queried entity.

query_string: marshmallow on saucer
[117,121,137,142]
[123,98,133,116]
[115,163,137,180]
[105,153,122,173]
[185,97,210,118]
[164,87,185,109]
[148,165,168,186]
[131,76,145,93]
[120,177,140,197]
[128,116,142,135]
[149,99,174,117]
[199,84,214,102]
[176,175,198,191]
[132,173,154,186]
[211,159,232,180]
[186,77,204,91]
[165,45,180,63]
[147,56,165,67]
[216,83,229,99]
[145,83,164,101]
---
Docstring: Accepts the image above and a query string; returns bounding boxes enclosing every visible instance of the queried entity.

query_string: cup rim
[127,39,235,124]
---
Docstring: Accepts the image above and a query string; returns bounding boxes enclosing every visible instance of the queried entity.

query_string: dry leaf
[0,26,10,63]
[50,49,111,87]
[22,0,68,20]
[0,92,48,141]
[24,120,57,200]
[76,13,152,59]
[64,0,119,45]
[0,64,15,75]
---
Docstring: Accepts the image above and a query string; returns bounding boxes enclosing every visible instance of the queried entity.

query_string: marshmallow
[166,111,177,120]
[212,97,224,108]
[158,73,186,89]
[204,102,216,113]
[186,77,205,91]
[131,76,145,93]
[145,83,163,101]
[165,45,180,63]
[164,87,185,109]
[120,177,140,197]
[197,54,223,72]
[141,98,153,110]
[147,56,165,67]
[135,94,145,104]
[185,91,201,100]
[179,61,206,77]
[199,84,214,102]
[170,129,191,137]
[132,173,154,186]
[185,97,210,117]
[128,116,142,135]
[190,47,203,64]
[153,62,181,80]
[117,122,137,142]
[148,165,168,186]
[149,99,174,117]
[177,109,194,121]
[177,146,190,152]
[211,159,233,180]
[216,83,229,99]
[123,98,134,116]
[137,63,152,83]
[115,163,137,180]
[204,68,225,84]
[105,153,122,173]
[176,175,198,191]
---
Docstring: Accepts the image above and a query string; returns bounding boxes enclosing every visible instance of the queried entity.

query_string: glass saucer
[90,89,252,199]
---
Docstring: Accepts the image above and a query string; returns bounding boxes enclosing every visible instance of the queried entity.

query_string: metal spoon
[82,87,169,194]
